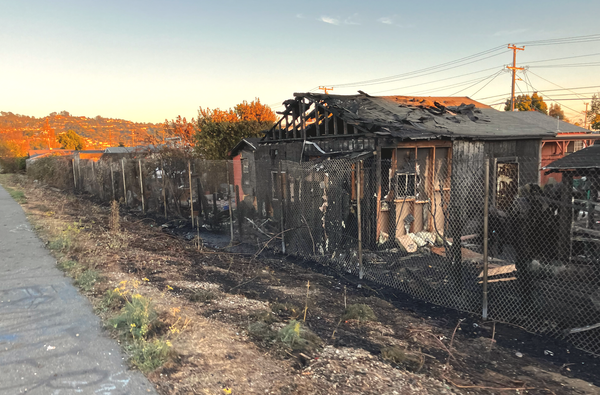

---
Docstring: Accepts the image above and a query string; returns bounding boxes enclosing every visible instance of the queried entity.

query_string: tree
[504,92,548,114]
[549,103,565,120]
[194,99,276,159]
[57,130,86,150]
[162,115,196,147]
[587,94,600,130]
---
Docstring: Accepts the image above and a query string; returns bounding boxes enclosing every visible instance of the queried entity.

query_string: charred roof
[269,92,560,141]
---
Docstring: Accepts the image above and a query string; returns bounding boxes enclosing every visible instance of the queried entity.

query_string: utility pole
[507,44,524,111]
[319,86,333,94]
[584,102,589,130]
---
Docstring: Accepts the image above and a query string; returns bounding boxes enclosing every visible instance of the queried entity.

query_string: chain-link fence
[28,151,600,356]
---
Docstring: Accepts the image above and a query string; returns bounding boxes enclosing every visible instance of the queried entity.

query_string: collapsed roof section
[262,92,559,143]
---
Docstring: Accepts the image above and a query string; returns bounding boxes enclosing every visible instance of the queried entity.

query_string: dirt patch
[2,174,600,395]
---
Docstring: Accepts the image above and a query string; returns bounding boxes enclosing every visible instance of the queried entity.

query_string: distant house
[544,142,600,231]
[228,137,261,209]
[507,111,600,184]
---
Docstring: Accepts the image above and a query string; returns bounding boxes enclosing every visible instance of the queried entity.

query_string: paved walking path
[0,186,156,395]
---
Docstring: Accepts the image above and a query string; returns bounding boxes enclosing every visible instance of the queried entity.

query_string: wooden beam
[300,101,306,140]
[343,120,348,135]
[324,108,329,135]
[292,108,297,139]
[333,113,338,135]
[315,104,321,137]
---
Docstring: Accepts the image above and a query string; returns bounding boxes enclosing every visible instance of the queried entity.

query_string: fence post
[226,162,234,244]
[72,159,77,190]
[110,163,115,201]
[188,161,194,228]
[482,158,490,320]
[139,159,145,213]
[235,184,244,239]
[279,161,286,254]
[162,161,167,218]
[121,158,127,206]
[357,160,363,280]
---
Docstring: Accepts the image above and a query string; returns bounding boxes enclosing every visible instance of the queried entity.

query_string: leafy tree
[504,92,548,114]
[587,94,600,130]
[548,103,565,120]
[57,130,86,150]
[162,115,196,147]
[194,99,276,159]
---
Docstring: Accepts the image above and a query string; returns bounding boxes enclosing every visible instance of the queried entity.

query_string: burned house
[251,92,558,262]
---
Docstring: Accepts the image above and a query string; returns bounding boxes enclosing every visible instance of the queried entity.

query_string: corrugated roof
[544,143,600,170]
[293,92,558,141]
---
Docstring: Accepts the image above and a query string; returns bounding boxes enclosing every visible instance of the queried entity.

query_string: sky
[1,0,599,124]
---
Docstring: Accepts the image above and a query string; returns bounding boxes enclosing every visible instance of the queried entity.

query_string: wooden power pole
[584,102,589,130]
[507,44,524,111]
[319,86,333,94]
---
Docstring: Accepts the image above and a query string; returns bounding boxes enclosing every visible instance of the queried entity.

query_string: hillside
[0,111,163,153]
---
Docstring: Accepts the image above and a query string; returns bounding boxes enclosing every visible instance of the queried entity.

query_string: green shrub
[342,304,377,323]
[188,289,220,303]
[57,259,79,274]
[5,187,26,203]
[126,338,172,373]
[278,320,321,352]
[99,288,124,312]
[248,321,276,341]
[74,269,100,292]
[110,294,158,340]
[381,346,424,372]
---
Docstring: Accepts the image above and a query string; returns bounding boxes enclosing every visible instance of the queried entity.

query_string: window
[242,159,249,173]
[395,172,416,197]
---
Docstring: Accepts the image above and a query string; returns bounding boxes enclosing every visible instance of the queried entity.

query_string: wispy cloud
[319,16,340,25]
[344,13,360,25]
[296,13,304,19]
[378,16,393,25]
[493,28,528,37]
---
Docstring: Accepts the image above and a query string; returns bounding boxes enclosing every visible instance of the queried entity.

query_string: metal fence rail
[28,153,600,356]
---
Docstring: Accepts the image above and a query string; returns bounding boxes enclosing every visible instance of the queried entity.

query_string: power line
[515,34,600,47]
[326,46,508,88]
[530,62,600,68]
[451,69,505,96]
[526,52,600,64]
[371,65,505,94]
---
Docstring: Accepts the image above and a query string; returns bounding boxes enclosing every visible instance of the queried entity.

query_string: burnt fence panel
[25,153,600,356]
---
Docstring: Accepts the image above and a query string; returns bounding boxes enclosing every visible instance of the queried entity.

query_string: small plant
[248,321,276,341]
[48,223,81,253]
[271,303,301,319]
[342,304,377,323]
[110,294,157,340]
[6,187,26,204]
[381,346,424,372]
[250,309,278,324]
[126,338,173,373]
[99,288,125,312]
[188,288,220,303]
[57,259,79,274]
[74,269,101,292]
[278,320,321,352]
